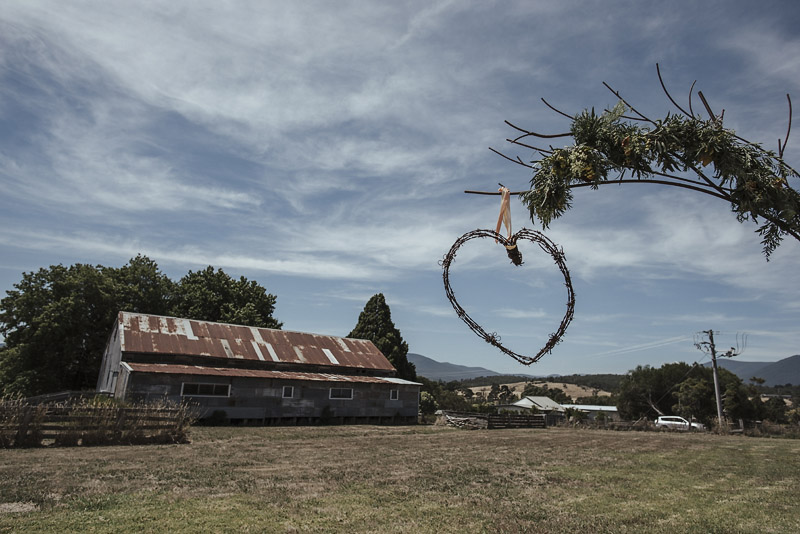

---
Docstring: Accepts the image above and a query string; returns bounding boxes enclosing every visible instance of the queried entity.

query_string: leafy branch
[490,66,800,258]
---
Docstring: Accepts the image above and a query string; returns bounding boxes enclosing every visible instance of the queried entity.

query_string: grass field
[1,425,798,533]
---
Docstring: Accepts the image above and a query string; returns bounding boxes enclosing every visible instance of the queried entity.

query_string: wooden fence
[0,400,195,447]
[487,413,546,429]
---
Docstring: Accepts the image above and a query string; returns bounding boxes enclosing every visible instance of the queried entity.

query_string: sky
[2,1,800,378]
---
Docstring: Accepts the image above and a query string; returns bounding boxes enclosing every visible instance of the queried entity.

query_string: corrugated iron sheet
[126,362,421,385]
[118,312,395,371]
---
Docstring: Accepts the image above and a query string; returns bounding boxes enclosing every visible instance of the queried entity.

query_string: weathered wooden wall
[124,372,419,424]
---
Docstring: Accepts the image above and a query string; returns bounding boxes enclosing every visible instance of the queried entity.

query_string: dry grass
[0,425,798,533]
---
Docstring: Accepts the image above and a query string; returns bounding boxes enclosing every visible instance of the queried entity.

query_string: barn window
[329,387,353,400]
[181,383,230,397]
[390,389,399,400]
[282,386,294,398]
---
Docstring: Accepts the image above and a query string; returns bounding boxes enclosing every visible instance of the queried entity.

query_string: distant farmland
[1,425,798,533]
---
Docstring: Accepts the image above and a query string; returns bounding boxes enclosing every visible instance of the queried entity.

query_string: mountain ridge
[704,354,800,386]
[410,352,800,386]
[408,353,508,381]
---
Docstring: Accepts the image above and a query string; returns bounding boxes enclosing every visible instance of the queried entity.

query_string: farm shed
[512,396,566,414]
[97,312,421,424]
[561,404,620,421]
[511,396,566,426]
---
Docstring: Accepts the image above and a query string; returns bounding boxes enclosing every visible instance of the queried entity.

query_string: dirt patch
[0,502,38,514]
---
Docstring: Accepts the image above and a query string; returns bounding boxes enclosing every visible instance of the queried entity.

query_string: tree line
[419,364,797,425]
[616,363,796,426]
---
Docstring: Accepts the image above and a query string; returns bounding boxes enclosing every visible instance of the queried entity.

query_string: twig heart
[441,228,575,365]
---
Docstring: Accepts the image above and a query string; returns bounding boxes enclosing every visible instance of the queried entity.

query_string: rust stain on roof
[118,312,395,371]
[125,363,420,385]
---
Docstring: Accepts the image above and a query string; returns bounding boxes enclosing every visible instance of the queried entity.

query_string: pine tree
[348,294,416,381]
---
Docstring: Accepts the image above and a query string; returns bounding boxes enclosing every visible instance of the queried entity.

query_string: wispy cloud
[3,1,800,375]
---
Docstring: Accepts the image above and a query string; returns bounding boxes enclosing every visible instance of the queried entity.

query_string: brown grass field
[1,425,798,533]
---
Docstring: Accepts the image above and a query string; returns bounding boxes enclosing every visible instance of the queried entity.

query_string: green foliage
[453,375,534,388]
[172,266,281,329]
[518,101,800,257]
[761,397,789,424]
[0,263,120,395]
[564,406,587,421]
[0,257,281,396]
[416,376,470,412]
[348,293,416,381]
[418,391,438,415]
[617,361,788,425]
[672,376,716,422]
[574,395,616,406]
[724,382,759,423]
[552,373,624,392]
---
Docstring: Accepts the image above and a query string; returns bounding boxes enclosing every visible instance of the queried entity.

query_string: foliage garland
[494,68,800,258]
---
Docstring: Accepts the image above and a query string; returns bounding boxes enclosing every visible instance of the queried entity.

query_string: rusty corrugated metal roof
[118,312,395,371]
[125,362,420,385]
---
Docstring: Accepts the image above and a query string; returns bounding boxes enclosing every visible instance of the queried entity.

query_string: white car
[654,415,705,431]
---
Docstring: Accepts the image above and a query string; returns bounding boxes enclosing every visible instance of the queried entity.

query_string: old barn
[96,312,420,424]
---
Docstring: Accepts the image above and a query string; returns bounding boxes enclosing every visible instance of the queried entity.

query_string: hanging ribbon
[495,186,512,242]
[495,185,523,265]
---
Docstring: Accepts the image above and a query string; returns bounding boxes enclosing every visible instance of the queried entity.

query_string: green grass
[1,426,798,533]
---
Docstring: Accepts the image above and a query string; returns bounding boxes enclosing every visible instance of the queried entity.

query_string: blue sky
[2,1,800,377]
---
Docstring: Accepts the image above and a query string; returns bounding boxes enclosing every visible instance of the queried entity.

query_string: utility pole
[694,329,746,429]
[707,330,724,425]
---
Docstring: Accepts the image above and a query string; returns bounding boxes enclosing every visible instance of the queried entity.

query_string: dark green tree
[0,257,282,396]
[171,266,281,329]
[616,362,743,423]
[108,254,176,316]
[348,293,416,381]
[0,263,118,395]
[419,391,438,415]
[672,376,716,423]
[761,397,788,424]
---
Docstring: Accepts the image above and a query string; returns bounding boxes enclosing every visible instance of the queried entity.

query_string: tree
[108,254,176,316]
[492,66,800,258]
[419,391,438,415]
[616,362,743,424]
[0,263,118,395]
[348,293,416,381]
[673,376,716,423]
[761,397,788,424]
[0,257,282,396]
[172,266,282,329]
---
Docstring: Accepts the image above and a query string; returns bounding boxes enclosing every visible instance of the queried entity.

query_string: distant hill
[408,353,504,382]
[704,355,800,386]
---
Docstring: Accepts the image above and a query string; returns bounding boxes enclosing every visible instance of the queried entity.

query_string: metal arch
[440,228,575,365]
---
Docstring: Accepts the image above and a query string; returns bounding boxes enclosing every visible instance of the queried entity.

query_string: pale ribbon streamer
[495,186,512,244]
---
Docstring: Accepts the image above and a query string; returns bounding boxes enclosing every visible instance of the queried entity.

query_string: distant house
[96,312,421,424]
[507,396,566,426]
[561,404,620,421]
[512,396,566,414]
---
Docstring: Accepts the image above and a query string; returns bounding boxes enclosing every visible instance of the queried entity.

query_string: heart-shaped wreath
[441,228,575,365]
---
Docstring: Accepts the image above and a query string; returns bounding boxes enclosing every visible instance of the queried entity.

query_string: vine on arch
[487,65,800,258]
